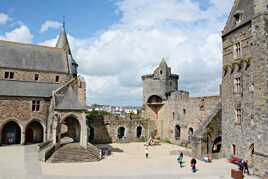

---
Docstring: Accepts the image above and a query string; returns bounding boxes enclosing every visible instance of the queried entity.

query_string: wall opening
[117,127,125,139]
[61,116,81,142]
[136,126,142,138]
[25,121,43,144]
[89,126,95,142]
[212,136,222,153]
[188,127,193,141]
[1,121,21,145]
[232,144,236,156]
[175,125,180,140]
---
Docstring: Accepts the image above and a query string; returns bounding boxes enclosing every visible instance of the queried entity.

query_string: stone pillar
[80,112,88,148]
[21,129,25,145]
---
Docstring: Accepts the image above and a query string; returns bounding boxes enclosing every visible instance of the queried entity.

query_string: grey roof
[0,40,69,73]
[223,0,254,36]
[56,30,72,55]
[0,80,61,97]
[55,85,86,111]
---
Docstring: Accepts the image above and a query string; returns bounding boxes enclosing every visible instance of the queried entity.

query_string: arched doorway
[212,136,222,153]
[249,143,254,157]
[1,121,21,145]
[89,126,95,142]
[188,127,193,141]
[25,121,43,144]
[117,127,125,139]
[175,125,180,140]
[136,126,142,138]
[61,116,81,142]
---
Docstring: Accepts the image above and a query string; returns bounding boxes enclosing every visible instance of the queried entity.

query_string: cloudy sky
[0,0,234,106]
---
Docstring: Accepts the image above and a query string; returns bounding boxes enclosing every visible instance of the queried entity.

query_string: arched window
[117,127,125,139]
[175,125,180,140]
[147,95,162,104]
[136,126,142,138]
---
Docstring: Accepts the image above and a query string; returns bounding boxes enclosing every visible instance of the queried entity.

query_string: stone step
[48,143,100,163]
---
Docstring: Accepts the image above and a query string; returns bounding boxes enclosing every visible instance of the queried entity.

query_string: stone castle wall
[0,68,69,84]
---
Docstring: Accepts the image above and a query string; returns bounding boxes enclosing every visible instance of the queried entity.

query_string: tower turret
[56,20,78,77]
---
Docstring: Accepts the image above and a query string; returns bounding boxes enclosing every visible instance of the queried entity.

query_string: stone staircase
[47,143,100,163]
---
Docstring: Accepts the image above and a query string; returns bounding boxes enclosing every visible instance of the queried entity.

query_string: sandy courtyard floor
[0,143,261,179]
[41,143,260,179]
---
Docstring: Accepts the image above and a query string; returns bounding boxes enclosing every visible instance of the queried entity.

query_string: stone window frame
[234,11,243,25]
[34,73,39,81]
[4,71,14,80]
[234,104,242,125]
[55,75,60,83]
[233,73,242,94]
[32,100,41,112]
[233,41,242,59]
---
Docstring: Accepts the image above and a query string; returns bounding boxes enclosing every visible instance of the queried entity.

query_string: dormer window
[4,72,14,80]
[234,12,242,25]
[55,75,60,83]
[34,74,39,81]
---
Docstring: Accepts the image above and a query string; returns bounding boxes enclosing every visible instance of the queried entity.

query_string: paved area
[0,143,261,179]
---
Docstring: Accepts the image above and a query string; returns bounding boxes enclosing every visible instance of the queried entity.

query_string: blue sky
[0,0,234,106]
[0,0,119,42]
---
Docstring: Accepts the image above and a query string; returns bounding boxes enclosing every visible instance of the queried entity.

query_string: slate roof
[0,80,61,97]
[0,40,69,73]
[223,0,254,36]
[55,85,86,111]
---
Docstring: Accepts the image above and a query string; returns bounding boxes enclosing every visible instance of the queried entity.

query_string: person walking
[177,152,184,167]
[145,146,149,159]
[243,160,250,175]
[190,158,197,173]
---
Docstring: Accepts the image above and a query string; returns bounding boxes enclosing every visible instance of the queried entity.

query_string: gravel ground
[0,143,261,179]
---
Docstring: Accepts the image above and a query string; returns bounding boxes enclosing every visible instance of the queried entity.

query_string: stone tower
[221,0,268,176]
[142,58,179,104]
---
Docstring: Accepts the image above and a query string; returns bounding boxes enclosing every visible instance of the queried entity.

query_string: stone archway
[25,121,43,144]
[117,127,125,139]
[1,121,21,145]
[212,136,222,153]
[136,126,142,138]
[61,116,81,142]
[175,125,181,140]
[188,127,194,142]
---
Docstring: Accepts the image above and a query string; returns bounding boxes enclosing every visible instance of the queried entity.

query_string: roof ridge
[0,39,64,51]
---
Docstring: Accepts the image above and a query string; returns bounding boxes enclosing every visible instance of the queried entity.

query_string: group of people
[239,160,250,175]
[177,152,197,173]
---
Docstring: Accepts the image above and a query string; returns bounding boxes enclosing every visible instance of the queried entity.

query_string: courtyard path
[0,143,261,179]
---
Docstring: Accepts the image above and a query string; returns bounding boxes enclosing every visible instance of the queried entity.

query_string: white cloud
[39,0,234,105]
[40,20,62,33]
[0,13,10,25]
[0,25,33,43]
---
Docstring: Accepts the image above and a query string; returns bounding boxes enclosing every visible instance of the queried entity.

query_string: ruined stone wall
[88,115,149,144]
[0,68,70,84]
[142,89,221,145]
[0,96,49,144]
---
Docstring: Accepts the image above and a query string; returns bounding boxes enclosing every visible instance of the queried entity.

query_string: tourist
[145,146,149,159]
[177,152,183,167]
[243,160,250,175]
[238,160,244,172]
[190,158,197,173]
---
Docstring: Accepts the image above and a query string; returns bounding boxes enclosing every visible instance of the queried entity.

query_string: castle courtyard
[0,143,260,179]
